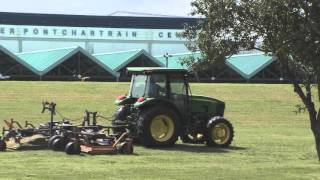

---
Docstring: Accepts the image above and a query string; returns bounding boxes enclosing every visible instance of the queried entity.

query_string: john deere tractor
[112,67,234,147]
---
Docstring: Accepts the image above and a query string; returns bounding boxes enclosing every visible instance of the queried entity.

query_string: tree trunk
[278,56,320,160]
[313,124,320,160]
[309,107,320,161]
[292,82,320,160]
[318,82,320,102]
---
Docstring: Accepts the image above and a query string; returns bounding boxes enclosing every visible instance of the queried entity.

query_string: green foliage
[0,81,319,179]
[184,0,320,159]
[183,0,320,82]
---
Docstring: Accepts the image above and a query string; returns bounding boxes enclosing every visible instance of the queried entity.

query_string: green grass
[0,81,319,180]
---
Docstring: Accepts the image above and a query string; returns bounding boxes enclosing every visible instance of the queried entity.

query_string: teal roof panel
[0,45,39,75]
[226,53,275,80]
[77,48,118,77]
[15,47,118,77]
[16,47,77,75]
[93,49,162,72]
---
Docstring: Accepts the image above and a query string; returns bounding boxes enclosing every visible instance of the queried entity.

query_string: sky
[0,0,194,17]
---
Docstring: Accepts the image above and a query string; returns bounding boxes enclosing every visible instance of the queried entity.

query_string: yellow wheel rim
[150,115,175,142]
[211,123,230,145]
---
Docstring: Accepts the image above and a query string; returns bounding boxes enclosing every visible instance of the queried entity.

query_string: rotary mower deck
[49,111,133,155]
[0,102,134,155]
[0,102,66,150]
[63,128,133,155]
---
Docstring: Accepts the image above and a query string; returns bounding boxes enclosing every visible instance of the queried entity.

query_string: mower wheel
[118,142,133,154]
[48,135,61,147]
[51,138,65,151]
[0,140,6,152]
[65,142,81,155]
[205,116,234,147]
[137,107,180,147]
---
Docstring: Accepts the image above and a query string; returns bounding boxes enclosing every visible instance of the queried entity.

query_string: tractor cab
[126,68,189,115]
[113,67,234,147]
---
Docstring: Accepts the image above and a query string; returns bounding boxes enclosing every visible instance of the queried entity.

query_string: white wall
[0,40,19,53]
[92,42,149,54]
[151,43,189,56]
[2,39,190,55]
[22,41,86,52]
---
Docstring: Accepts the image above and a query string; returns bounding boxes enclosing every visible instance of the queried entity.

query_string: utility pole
[163,52,172,68]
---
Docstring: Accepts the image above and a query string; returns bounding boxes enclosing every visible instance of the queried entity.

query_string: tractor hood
[114,96,137,106]
[190,95,225,117]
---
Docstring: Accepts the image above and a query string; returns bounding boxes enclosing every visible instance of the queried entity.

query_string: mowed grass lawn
[0,81,319,180]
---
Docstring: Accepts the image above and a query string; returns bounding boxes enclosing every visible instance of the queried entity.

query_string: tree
[183,0,320,160]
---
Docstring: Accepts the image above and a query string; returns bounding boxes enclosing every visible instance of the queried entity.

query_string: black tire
[118,142,133,154]
[205,116,234,147]
[51,138,65,151]
[180,133,205,144]
[137,107,180,147]
[48,135,61,148]
[0,140,6,152]
[65,142,81,155]
[111,107,128,135]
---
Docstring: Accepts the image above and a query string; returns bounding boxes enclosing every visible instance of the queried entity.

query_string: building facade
[0,12,284,82]
[0,12,199,56]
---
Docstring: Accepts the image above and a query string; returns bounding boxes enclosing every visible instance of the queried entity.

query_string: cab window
[170,74,186,96]
[146,74,167,97]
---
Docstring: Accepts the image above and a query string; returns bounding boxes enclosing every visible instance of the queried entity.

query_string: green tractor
[112,67,234,147]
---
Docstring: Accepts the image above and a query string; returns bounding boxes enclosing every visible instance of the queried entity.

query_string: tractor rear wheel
[0,140,6,151]
[65,142,81,155]
[137,107,180,147]
[205,116,234,147]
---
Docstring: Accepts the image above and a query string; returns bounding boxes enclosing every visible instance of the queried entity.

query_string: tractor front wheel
[205,116,234,147]
[137,107,180,147]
